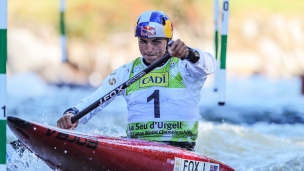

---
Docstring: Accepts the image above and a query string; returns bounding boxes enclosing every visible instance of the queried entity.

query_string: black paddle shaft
[71,53,171,124]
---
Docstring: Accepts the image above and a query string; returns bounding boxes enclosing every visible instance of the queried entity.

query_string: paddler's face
[138,37,167,64]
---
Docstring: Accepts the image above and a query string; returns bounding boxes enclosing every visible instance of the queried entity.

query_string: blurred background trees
[7,0,304,91]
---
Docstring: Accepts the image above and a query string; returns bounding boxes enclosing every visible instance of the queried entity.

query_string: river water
[6,72,304,171]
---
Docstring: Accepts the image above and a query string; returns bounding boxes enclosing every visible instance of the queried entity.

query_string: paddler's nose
[145,42,154,53]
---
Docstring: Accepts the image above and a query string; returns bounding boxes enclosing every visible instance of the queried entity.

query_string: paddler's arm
[169,39,216,72]
[168,39,216,77]
[57,62,131,128]
[71,63,131,124]
[57,107,79,130]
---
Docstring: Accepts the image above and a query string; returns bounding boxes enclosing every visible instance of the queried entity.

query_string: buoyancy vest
[75,51,216,143]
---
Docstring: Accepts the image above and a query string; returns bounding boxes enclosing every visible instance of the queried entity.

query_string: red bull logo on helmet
[140,25,156,37]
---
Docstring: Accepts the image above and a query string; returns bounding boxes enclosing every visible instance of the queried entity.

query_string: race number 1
[147,90,160,118]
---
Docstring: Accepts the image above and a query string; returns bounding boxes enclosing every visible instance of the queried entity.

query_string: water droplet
[33,127,36,130]
[54,147,56,149]
[64,150,67,154]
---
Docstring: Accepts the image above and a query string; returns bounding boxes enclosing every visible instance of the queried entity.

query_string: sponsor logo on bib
[139,72,169,87]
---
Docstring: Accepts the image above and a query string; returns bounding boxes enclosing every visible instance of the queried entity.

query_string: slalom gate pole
[218,0,229,106]
[60,0,67,62]
[213,0,220,92]
[0,0,7,169]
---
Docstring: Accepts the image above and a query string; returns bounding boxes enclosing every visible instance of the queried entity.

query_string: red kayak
[7,116,235,171]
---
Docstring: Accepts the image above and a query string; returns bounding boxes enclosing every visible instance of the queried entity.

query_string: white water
[6,72,304,171]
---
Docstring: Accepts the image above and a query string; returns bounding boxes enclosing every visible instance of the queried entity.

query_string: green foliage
[8,0,303,41]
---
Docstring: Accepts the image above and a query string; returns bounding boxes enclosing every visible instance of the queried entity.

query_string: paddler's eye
[153,40,160,45]
[139,40,146,46]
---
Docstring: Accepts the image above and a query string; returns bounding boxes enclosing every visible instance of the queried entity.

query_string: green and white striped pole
[60,0,67,62]
[0,0,7,169]
[218,0,229,106]
[213,0,220,92]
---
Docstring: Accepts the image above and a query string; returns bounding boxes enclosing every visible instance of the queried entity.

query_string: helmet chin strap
[166,39,174,52]
[168,39,173,45]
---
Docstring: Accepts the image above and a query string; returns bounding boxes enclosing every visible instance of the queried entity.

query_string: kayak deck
[7,116,235,171]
